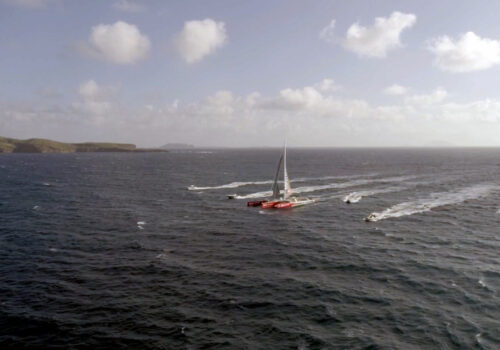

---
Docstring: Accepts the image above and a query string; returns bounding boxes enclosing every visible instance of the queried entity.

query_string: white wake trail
[188,180,272,191]
[365,184,498,222]
[188,173,379,191]
[232,175,415,199]
[343,186,406,203]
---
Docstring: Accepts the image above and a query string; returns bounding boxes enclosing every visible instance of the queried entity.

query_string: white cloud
[319,19,336,43]
[78,80,101,99]
[405,87,448,105]
[383,84,408,95]
[202,90,235,116]
[4,79,500,147]
[428,31,500,72]
[314,78,340,92]
[74,80,115,116]
[112,0,145,13]
[81,21,150,64]
[340,11,416,57]
[175,19,227,63]
[259,80,369,119]
[2,0,56,8]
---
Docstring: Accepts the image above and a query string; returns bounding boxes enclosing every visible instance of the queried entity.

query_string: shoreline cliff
[0,136,167,153]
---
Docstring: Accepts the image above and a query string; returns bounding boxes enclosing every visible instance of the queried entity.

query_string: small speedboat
[364,213,377,222]
[227,194,237,199]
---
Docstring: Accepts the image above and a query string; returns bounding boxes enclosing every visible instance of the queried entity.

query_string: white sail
[271,153,283,199]
[283,142,292,199]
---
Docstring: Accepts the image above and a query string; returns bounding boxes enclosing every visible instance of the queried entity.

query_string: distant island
[0,136,167,153]
[160,143,195,150]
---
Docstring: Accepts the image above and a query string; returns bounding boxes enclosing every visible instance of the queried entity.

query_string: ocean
[1,149,499,349]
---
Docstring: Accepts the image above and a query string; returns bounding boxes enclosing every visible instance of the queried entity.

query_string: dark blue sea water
[1,149,500,349]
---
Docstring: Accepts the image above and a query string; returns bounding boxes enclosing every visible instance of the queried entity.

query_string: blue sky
[2,0,500,146]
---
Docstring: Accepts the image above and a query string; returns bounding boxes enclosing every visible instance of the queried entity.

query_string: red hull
[247,200,267,207]
[261,200,282,209]
[275,202,293,209]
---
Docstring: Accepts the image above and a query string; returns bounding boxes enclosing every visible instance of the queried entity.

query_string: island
[0,136,168,153]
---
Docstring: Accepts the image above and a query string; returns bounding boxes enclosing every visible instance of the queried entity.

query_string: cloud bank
[3,79,500,147]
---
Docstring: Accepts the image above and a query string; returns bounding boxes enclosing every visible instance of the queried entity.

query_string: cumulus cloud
[337,11,416,57]
[405,87,448,105]
[80,21,150,64]
[383,84,408,95]
[175,19,227,63]
[74,80,115,116]
[112,0,145,13]
[314,79,340,92]
[259,80,369,120]
[428,32,500,72]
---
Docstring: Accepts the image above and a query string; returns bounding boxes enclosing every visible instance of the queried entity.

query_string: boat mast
[283,140,292,199]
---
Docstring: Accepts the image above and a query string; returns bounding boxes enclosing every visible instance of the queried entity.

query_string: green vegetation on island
[0,136,167,153]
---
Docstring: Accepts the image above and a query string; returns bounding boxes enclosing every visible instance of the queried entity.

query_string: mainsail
[271,153,283,199]
[283,143,292,199]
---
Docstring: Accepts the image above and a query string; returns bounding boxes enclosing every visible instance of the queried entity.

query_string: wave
[343,186,406,203]
[188,173,380,191]
[232,176,415,199]
[365,184,498,222]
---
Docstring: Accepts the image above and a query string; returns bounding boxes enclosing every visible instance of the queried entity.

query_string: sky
[2,0,500,147]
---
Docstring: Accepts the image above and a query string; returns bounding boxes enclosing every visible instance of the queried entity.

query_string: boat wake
[343,186,406,204]
[187,173,379,191]
[188,180,272,191]
[231,176,415,199]
[365,184,498,222]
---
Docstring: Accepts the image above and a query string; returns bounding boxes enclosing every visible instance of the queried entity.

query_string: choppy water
[1,149,500,349]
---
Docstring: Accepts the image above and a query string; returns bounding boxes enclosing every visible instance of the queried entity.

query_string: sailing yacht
[258,143,316,209]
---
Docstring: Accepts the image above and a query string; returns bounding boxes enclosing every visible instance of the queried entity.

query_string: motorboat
[364,213,377,222]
